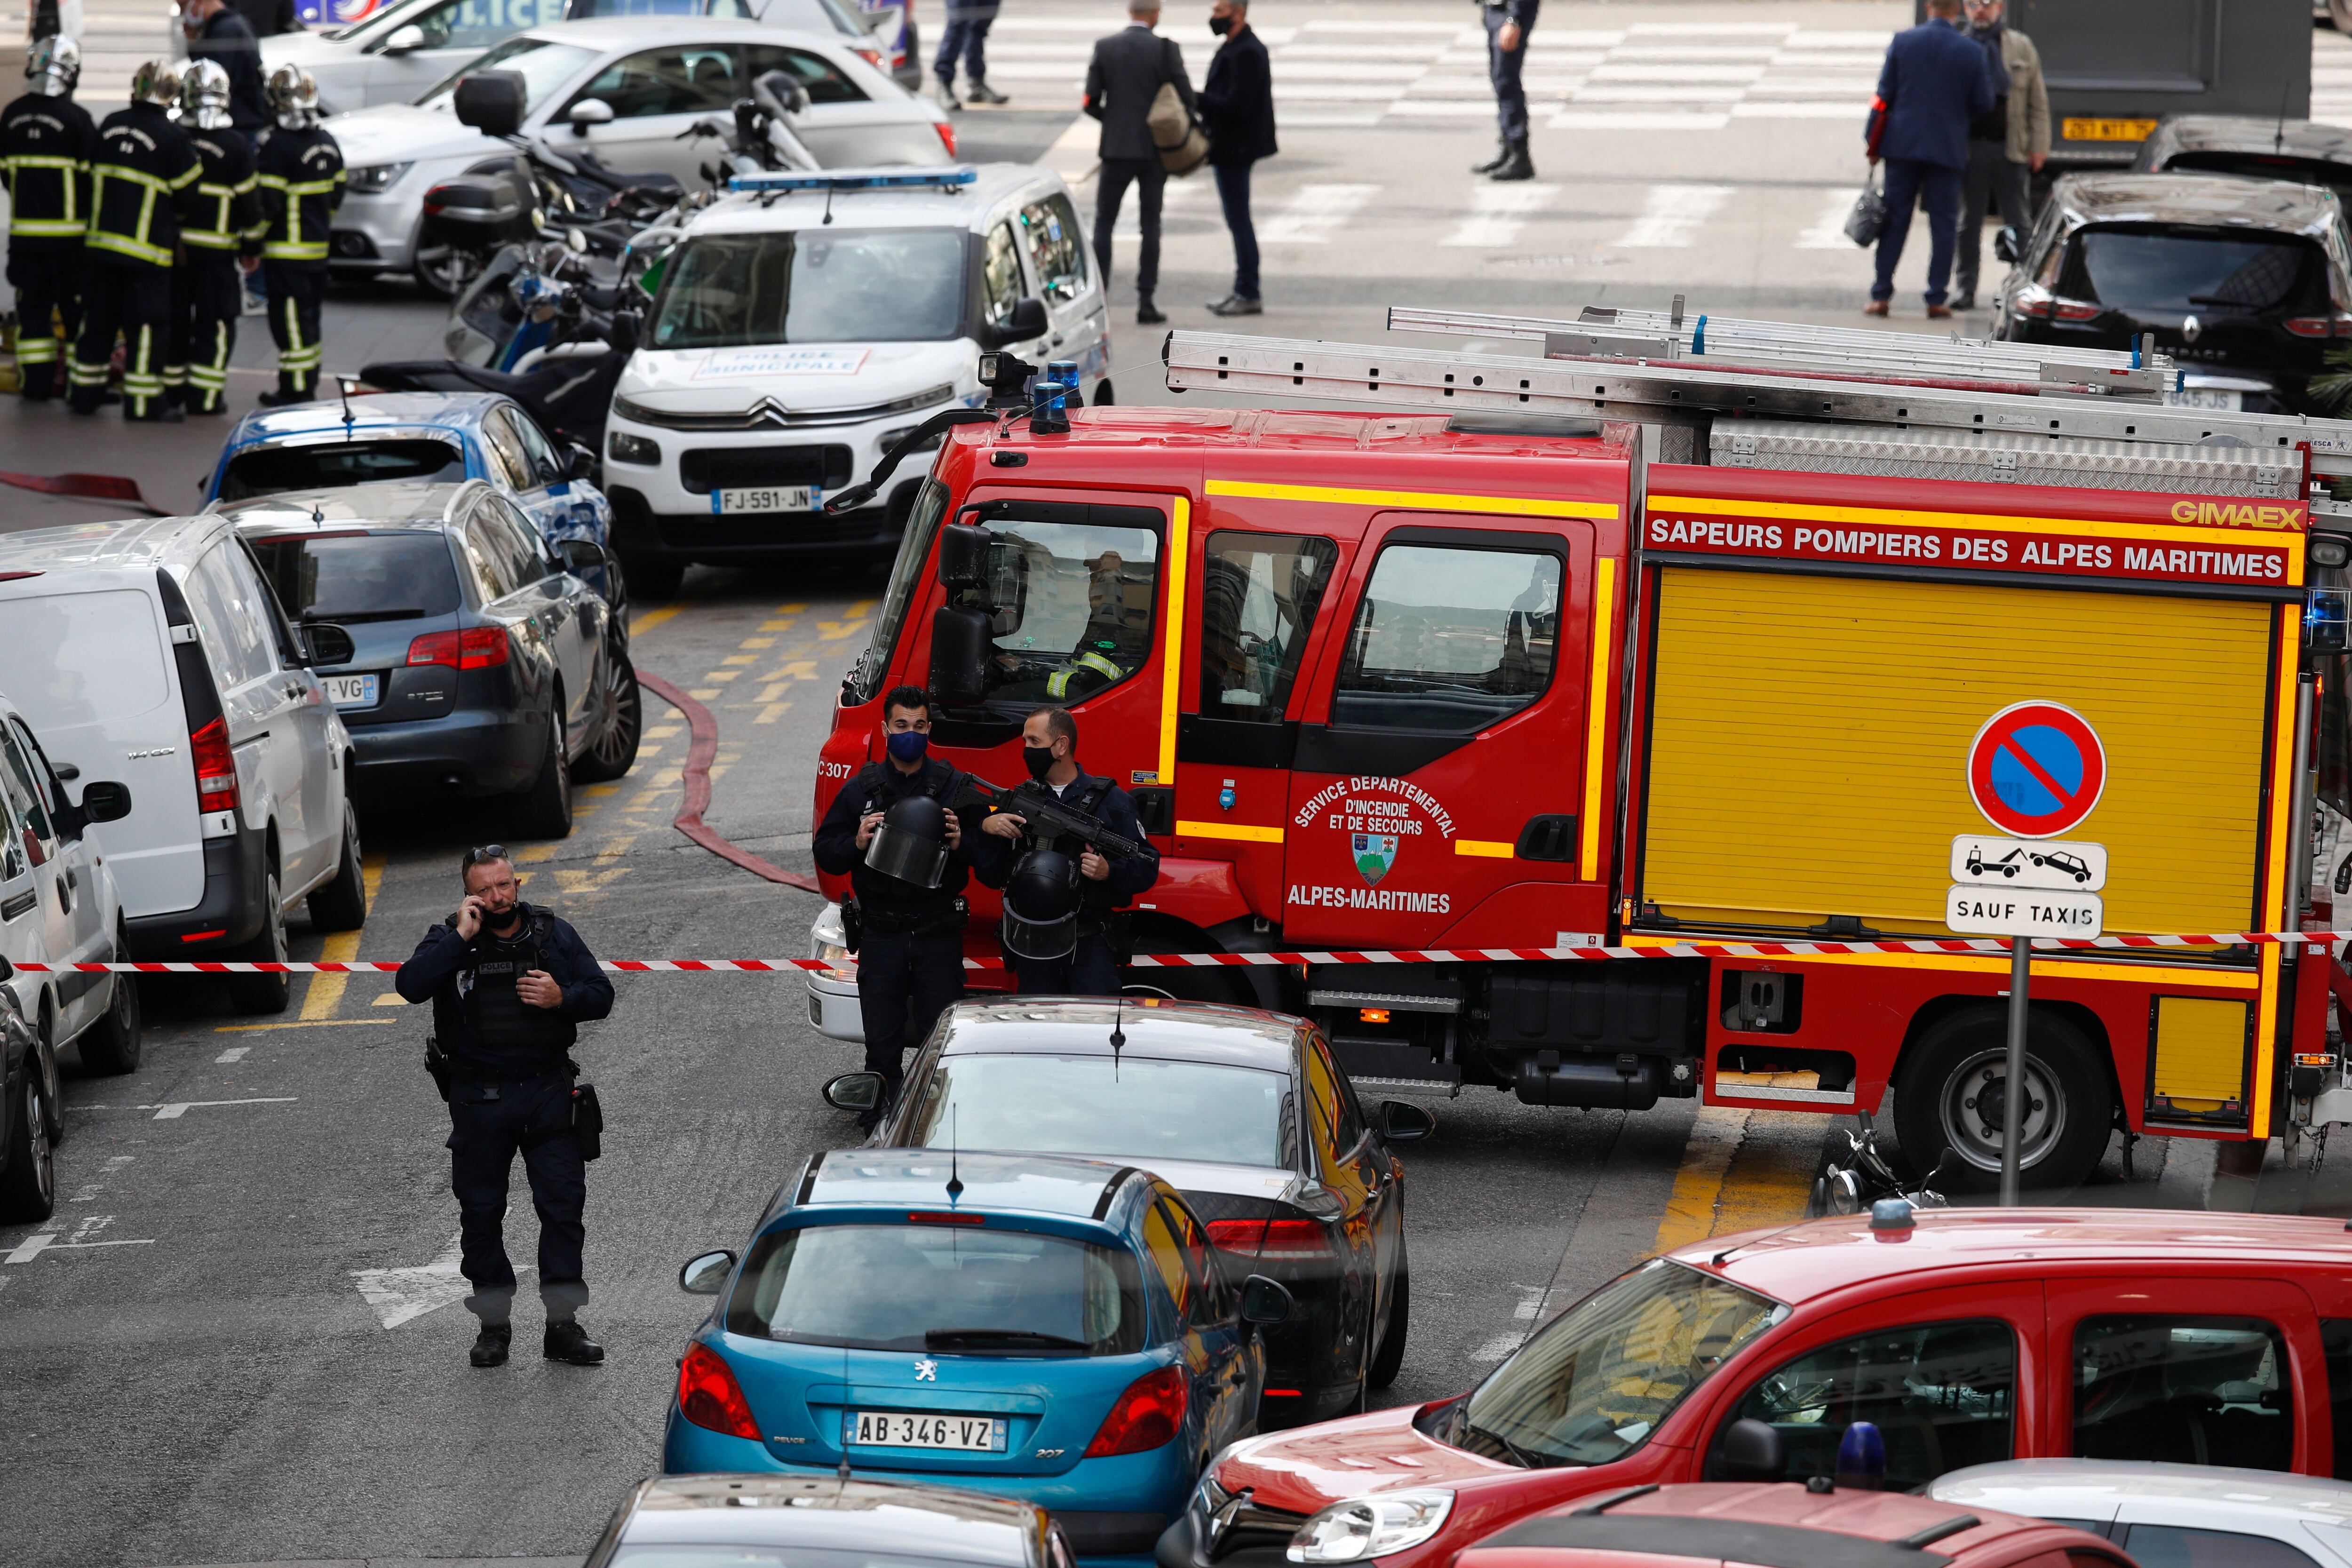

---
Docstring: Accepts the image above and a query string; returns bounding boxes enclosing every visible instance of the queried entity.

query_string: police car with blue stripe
[601,165,1109,596]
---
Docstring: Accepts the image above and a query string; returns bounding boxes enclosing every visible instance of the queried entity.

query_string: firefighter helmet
[1000,849,1081,961]
[181,58,232,130]
[865,794,952,890]
[25,34,79,97]
[131,59,183,111]
[266,65,320,129]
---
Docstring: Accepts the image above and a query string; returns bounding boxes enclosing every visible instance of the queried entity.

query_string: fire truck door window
[2073,1316,2292,1472]
[1330,544,1562,733]
[1199,533,1338,722]
[975,517,1160,712]
[850,478,950,706]
[1715,1319,2016,1492]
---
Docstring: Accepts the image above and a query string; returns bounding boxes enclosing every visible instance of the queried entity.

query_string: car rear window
[0,589,172,729]
[246,533,462,621]
[2058,226,2330,316]
[904,1055,1291,1169]
[219,439,468,501]
[725,1223,1148,1356]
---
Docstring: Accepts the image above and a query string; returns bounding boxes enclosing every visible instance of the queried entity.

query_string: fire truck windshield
[1333,543,1563,732]
[849,479,950,706]
[972,515,1161,712]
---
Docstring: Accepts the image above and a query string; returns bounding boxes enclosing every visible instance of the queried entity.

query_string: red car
[1159,1207,2349,1568]
[1450,1481,2135,1568]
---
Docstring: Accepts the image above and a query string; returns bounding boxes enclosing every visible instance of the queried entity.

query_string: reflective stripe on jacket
[0,92,99,242]
[87,102,203,268]
[254,123,344,264]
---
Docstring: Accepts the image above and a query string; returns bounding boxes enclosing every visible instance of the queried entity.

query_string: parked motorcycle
[1807,1110,1952,1218]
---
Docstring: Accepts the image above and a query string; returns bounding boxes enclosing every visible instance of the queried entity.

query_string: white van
[0,686,141,1106]
[0,517,368,1014]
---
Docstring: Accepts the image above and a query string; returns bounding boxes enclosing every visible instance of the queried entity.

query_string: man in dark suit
[1085,0,1194,326]
[1863,0,1997,319]
[1200,0,1272,317]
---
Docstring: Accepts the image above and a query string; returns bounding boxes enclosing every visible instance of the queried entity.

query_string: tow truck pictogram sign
[1966,701,2106,838]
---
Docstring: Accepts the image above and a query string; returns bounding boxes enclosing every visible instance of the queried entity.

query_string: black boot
[964,79,1009,105]
[1136,298,1167,326]
[1489,140,1534,181]
[1470,140,1510,175]
[469,1322,511,1368]
[545,1319,605,1365]
[257,385,310,407]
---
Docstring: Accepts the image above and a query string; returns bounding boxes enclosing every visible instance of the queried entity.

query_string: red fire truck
[810,304,2352,1190]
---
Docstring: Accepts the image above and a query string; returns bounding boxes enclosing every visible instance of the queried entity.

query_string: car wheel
[1893,1005,2114,1193]
[306,796,369,932]
[511,707,574,840]
[229,872,292,1015]
[1367,1249,1409,1390]
[623,555,685,602]
[35,1006,62,1146]
[412,241,485,300]
[0,1069,56,1222]
[573,643,642,784]
[78,937,143,1076]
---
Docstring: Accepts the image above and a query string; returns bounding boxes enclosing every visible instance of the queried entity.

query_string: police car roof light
[726,167,979,195]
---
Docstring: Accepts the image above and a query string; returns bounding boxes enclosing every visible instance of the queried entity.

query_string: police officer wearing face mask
[812,685,982,1128]
[977,705,1160,996]
[396,847,615,1370]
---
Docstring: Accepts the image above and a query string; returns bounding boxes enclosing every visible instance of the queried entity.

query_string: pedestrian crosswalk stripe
[1260,184,1381,245]
[1796,186,1861,251]
[1614,184,1732,248]
[1441,184,1560,249]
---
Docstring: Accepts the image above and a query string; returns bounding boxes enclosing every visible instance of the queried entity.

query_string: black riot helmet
[1001,849,1081,961]
[865,793,951,889]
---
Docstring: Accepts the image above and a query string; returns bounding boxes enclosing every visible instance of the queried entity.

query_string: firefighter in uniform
[395,847,615,1369]
[2,36,96,401]
[167,60,259,415]
[71,61,203,422]
[811,685,983,1128]
[252,66,340,406]
[977,705,1159,997]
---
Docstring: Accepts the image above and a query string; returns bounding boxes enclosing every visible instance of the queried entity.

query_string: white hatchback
[319,18,952,293]
[601,163,1110,594]
[1931,1460,2352,1566]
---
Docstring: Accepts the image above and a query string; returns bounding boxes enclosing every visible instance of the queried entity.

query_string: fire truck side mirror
[937,522,991,589]
[930,605,993,707]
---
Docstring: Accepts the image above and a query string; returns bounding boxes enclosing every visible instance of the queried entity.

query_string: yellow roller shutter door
[1641,568,2275,938]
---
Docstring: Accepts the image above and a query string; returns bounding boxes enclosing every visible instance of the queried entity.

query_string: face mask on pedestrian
[886,729,929,764]
[1209,14,1233,35]
[1023,744,1057,781]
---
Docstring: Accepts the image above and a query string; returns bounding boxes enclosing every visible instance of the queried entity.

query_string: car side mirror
[928,604,991,708]
[566,442,596,481]
[822,1071,886,1113]
[567,97,615,131]
[679,1249,737,1294]
[980,295,1049,350]
[935,522,990,589]
[1380,1099,1436,1142]
[303,622,357,668]
[1993,225,2020,265]
[559,538,606,575]
[79,781,132,825]
[0,954,12,983]
[1714,1418,1787,1483]
[1240,1274,1295,1327]
[378,22,427,54]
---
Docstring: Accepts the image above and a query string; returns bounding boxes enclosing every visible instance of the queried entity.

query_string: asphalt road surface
[8,3,2352,1564]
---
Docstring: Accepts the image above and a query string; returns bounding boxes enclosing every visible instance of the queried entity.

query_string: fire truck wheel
[1893,1007,2114,1194]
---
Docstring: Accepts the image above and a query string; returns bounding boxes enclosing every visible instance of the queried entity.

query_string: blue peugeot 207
[667,1150,1295,1566]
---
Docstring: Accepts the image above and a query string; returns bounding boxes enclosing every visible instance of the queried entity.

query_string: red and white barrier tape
[10,930,2350,975]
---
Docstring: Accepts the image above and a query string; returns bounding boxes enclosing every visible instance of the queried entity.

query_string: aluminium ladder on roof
[1385,304,2175,398]
[1159,318,2352,473]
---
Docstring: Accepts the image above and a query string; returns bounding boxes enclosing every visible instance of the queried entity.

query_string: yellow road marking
[759,619,796,631]
[373,991,404,1006]
[690,688,721,700]
[1654,1107,1749,1255]
[706,669,742,682]
[756,702,791,724]
[1653,1106,1821,1256]
[632,603,687,637]
[721,653,758,665]
[818,619,870,641]
[217,1018,397,1033]
[298,850,384,1020]
[739,637,776,649]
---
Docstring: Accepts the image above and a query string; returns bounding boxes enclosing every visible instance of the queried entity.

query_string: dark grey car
[224,480,641,837]
[832,998,1432,1427]
[585,1473,1076,1568]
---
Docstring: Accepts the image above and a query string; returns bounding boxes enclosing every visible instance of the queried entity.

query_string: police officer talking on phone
[812,685,981,1129]
[978,706,1159,996]
[396,846,614,1370]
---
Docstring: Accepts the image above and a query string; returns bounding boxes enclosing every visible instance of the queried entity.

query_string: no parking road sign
[1967,701,2106,838]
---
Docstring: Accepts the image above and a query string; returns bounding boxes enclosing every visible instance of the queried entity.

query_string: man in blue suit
[1864,0,1997,318]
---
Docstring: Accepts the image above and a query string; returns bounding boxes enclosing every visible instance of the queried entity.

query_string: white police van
[600,165,1109,596]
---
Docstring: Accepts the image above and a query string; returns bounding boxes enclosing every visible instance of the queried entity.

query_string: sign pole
[2002,936,2029,1205]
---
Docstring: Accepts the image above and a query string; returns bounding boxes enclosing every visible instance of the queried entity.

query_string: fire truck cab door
[1281,515,1598,949]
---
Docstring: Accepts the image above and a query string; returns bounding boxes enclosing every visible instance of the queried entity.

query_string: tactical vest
[430,909,576,1075]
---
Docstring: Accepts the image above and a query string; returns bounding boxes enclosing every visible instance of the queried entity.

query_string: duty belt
[860,901,969,938]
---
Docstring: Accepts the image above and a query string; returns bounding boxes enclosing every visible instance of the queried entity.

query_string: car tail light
[854,46,882,66]
[677,1342,760,1440]
[2050,298,2101,322]
[935,121,956,158]
[190,715,239,814]
[2287,312,2352,338]
[2008,283,2098,321]
[407,626,510,670]
[1207,1218,1333,1260]
[1085,1364,1187,1457]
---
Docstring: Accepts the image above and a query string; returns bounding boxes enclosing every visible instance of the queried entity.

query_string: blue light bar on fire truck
[727,167,979,194]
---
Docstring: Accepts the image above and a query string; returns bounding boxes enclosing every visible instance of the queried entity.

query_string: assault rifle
[956,774,1146,861]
